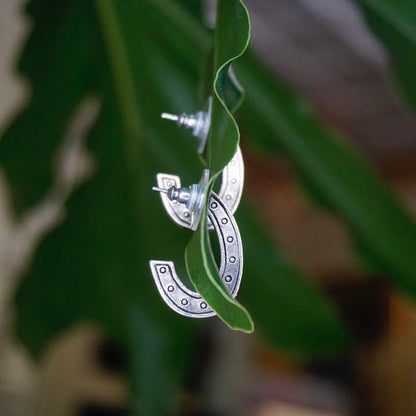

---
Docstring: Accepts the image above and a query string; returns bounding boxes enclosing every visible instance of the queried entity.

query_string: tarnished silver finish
[149,192,243,318]
[155,151,244,231]
[161,97,212,154]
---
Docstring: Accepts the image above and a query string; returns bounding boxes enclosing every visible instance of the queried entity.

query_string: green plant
[1,0,416,414]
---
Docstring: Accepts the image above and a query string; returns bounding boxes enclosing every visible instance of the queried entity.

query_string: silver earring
[149,170,243,318]
[161,97,244,227]
[162,97,212,154]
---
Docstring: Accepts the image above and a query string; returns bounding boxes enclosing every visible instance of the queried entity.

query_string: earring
[150,174,242,317]
[161,97,244,227]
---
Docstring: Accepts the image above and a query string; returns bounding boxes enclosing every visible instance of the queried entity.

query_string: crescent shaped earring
[150,180,243,318]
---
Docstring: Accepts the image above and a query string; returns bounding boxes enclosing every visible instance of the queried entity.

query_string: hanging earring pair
[149,97,245,318]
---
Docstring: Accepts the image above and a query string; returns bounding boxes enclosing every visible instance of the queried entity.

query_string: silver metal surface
[162,97,212,154]
[153,169,209,231]
[155,173,192,229]
[155,150,244,230]
[149,192,243,318]
[218,147,244,215]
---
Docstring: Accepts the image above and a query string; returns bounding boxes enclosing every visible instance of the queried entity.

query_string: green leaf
[236,53,416,299]
[355,0,416,111]
[186,210,254,333]
[0,0,102,213]
[209,0,250,175]
[186,0,254,333]
[4,1,207,415]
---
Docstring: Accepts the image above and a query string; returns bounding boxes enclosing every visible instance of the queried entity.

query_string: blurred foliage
[357,0,416,111]
[1,0,416,414]
[236,52,416,300]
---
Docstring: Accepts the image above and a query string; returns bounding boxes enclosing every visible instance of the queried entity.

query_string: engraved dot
[229,256,236,263]
[160,267,167,273]
[167,285,174,292]
[231,178,237,184]
[225,194,232,201]
[184,211,190,218]
[225,275,232,282]
[227,236,234,243]
[211,202,218,209]
[221,218,228,225]
[181,298,188,305]
[200,302,207,309]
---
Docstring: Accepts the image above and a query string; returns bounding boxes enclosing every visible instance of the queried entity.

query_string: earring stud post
[152,186,168,194]
[161,113,179,122]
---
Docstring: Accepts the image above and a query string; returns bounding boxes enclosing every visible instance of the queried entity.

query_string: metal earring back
[162,97,212,154]
[153,169,209,231]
